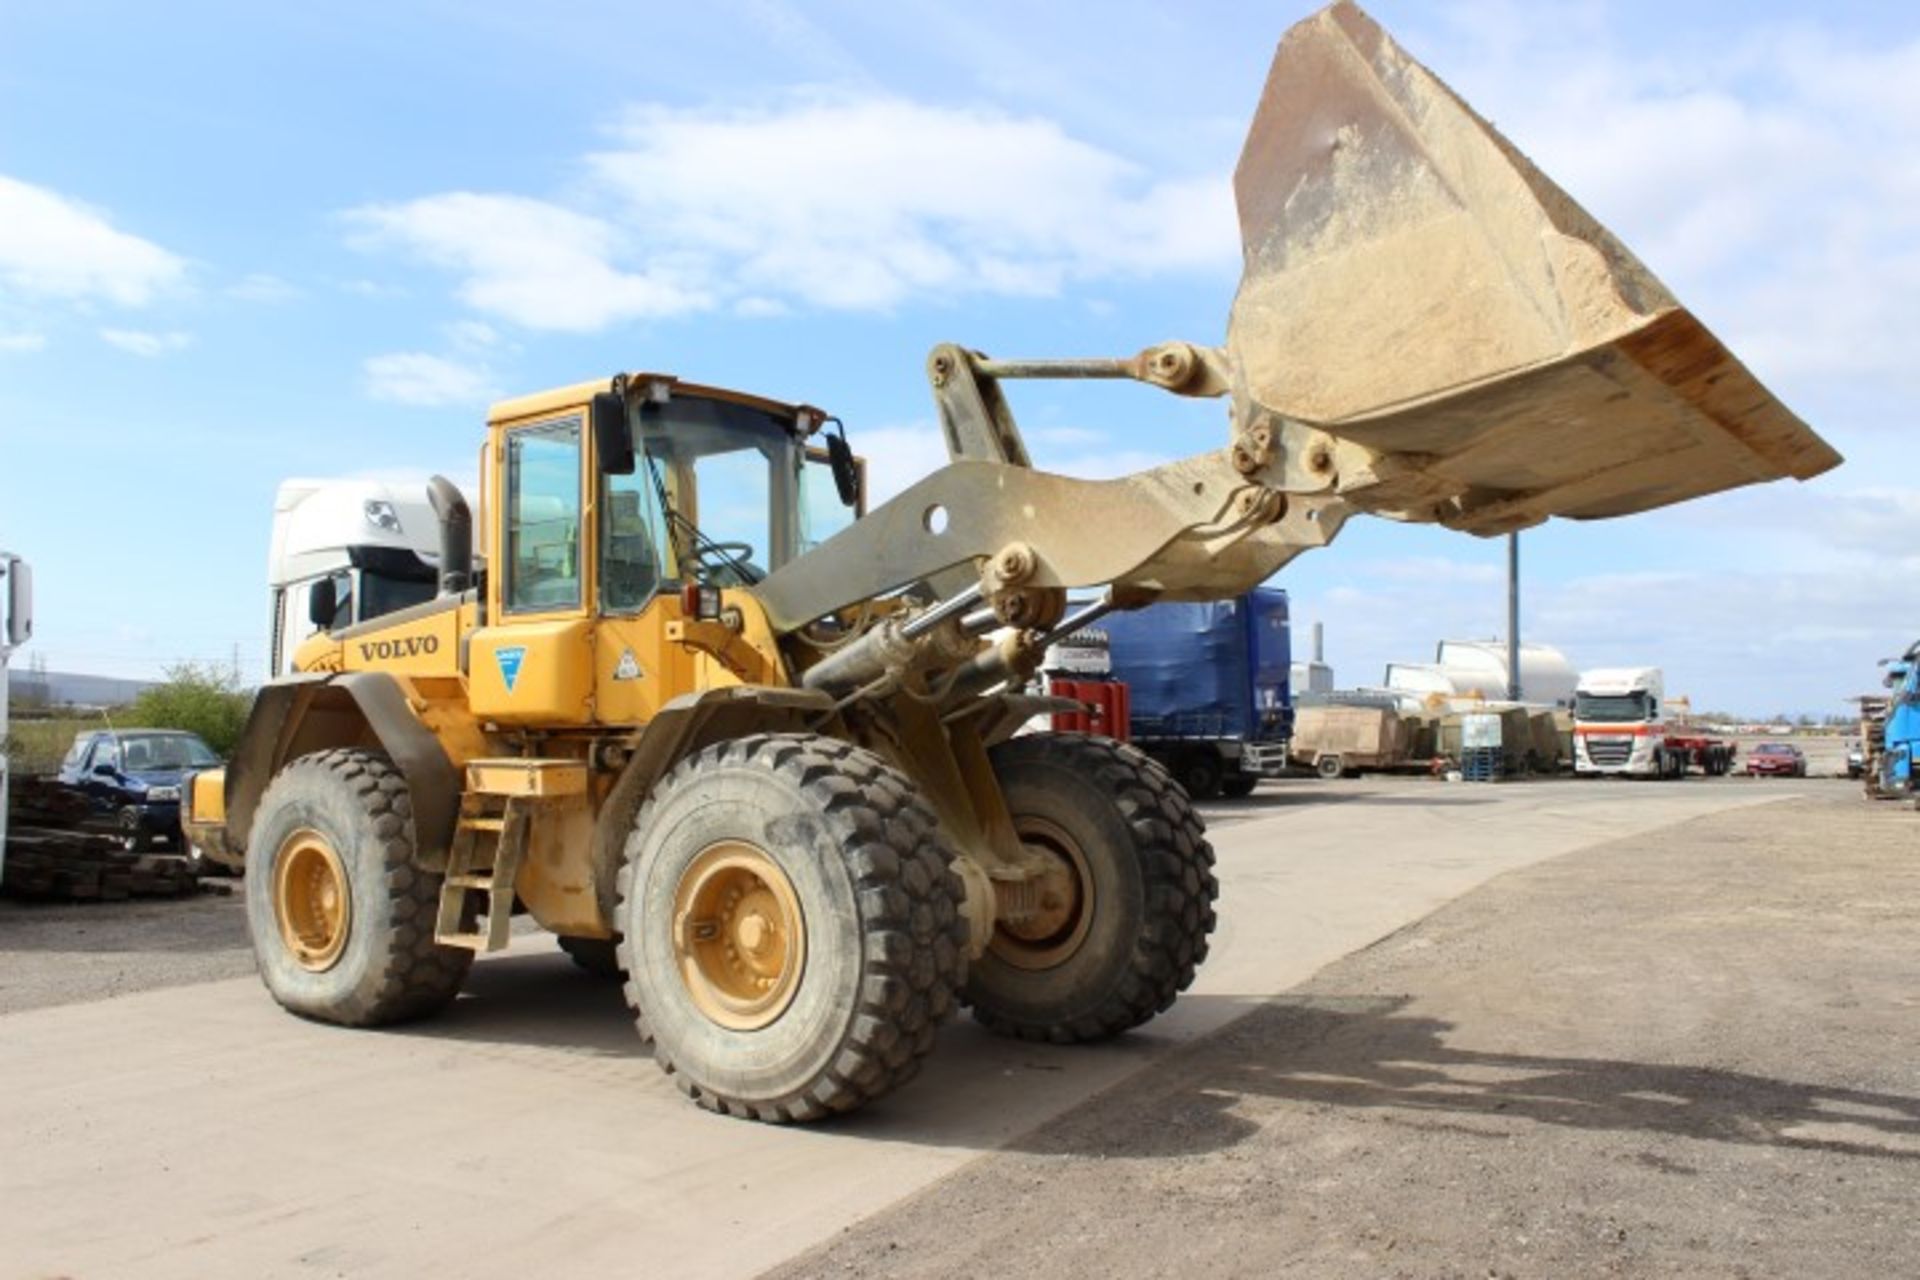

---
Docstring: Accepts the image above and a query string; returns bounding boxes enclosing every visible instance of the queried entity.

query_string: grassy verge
[4,716,112,776]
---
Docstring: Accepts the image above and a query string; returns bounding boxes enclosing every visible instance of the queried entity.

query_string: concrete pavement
[0,778,1791,1279]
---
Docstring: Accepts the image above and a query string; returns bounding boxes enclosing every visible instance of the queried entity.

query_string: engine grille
[1585,736,1634,767]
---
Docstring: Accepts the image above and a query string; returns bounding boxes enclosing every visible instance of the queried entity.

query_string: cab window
[601,468,669,614]
[505,419,583,613]
[689,449,773,574]
[798,448,859,555]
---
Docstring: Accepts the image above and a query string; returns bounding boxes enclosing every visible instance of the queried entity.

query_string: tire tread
[972,734,1217,1044]
[251,748,470,1025]
[615,734,967,1122]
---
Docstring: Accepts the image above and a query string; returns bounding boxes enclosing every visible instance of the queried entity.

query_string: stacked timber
[3,775,206,901]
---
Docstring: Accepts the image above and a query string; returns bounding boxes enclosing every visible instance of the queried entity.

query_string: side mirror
[592,387,635,477]
[824,422,859,508]
[308,577,338,629]
[3,554,29,647]
[93,761,117,777]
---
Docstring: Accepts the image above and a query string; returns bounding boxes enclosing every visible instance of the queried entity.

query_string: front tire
[119,806,152,852]
[966,734,1217,1044]
[616,734,967,1122]
[1220,774,1259,799]
[245,749,471,1026]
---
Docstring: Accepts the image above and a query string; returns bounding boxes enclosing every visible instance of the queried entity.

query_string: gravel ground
[770,781,1920,1279]
[0,888,253,1014]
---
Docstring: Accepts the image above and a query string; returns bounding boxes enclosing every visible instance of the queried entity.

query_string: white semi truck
[269,479,450,676]
[1574,666,1734,778]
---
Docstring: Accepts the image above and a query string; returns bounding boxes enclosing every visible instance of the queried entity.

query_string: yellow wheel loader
[184,2,1838,1122]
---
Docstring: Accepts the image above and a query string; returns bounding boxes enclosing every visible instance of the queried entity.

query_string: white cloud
[363,352,498,407]
[0,174,185,306]
[1415,13,1920,396]
[589,95,1236,313]
[345,93,1236,331]
[227,272,299,302]
[445,319,502,350]
[0,332,46,352]
[856,419,1173,509]
[858,424,953,505]
[99,328,192,357]
[734,296,789,318]
[344,193,711,332]
[1529,564,1907,716]
[339,278,404,298]
[1285,472,1920,716]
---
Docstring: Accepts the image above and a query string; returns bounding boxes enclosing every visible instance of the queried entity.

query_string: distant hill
[9,669,157,710]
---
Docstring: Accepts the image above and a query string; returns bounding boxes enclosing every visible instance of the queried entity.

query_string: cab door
[592,449,696,724]
[469,414,596,724]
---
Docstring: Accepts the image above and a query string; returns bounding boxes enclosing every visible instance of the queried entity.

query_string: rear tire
[1316,754,1343,780]
[558,935,623,979]
[245,749,471,1026]
[1176,750,1224,800]
[616,734,967,1122]
[966,734,1217,1044]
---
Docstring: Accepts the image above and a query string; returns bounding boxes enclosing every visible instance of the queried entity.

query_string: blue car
[57,730,222,851]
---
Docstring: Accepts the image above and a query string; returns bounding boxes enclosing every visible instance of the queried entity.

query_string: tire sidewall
[967,751,1148,1025]
[245,760,405,1017]
[622,761,868,1103]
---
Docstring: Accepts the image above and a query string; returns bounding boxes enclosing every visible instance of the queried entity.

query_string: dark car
[57,730,222,850]
[1744,741,1807,778]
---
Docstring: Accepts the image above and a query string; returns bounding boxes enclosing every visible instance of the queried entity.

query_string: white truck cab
[1,551,33,871]
[1573,666,1667,776]
[269,480,445,677]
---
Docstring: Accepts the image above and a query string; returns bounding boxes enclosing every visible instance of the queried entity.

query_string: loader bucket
[1229,2,1840,533]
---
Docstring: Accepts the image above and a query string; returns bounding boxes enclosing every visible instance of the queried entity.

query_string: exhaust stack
[426,476,472,596]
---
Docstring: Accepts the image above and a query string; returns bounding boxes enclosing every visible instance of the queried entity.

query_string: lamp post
[1506,532,1521,702]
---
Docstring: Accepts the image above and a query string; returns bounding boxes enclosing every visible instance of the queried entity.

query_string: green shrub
[127,663,253,757]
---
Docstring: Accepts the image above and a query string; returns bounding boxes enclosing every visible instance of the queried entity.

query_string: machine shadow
[1201,788,1362,813]
[388,966,1920,1167]
[1204,790,1498,816]
[973,994,1920,1164]
[394,949,641,1059]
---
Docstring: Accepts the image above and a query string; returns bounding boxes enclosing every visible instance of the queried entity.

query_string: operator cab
[488,375,862,623]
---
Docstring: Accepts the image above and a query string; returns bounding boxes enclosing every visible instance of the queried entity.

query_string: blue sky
[1,1,1915,716]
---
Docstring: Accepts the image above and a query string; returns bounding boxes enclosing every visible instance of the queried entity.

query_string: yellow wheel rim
[991,815,1095,972]
[273,828,351,972]
[671,841,806,1031]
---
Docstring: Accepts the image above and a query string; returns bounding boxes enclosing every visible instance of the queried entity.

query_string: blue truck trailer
[1100,587,1293,799]
[1878,639,1919,801]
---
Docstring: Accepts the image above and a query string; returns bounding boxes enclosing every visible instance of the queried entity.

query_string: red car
[1745,742,1807,777]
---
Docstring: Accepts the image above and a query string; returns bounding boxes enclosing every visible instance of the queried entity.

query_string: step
[465,758,588,798]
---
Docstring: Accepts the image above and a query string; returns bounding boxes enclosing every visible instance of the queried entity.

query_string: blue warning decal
[495,645,527,694]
